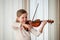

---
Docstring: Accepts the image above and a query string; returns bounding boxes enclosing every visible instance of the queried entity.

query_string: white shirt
[12,22,41,40]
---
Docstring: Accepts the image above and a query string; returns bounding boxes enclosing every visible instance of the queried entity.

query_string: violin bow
[32,3,39,21]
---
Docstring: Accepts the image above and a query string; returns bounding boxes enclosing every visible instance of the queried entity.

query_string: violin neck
[41,20,54,23]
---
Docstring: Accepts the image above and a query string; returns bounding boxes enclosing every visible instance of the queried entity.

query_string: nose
[24,17,27,22]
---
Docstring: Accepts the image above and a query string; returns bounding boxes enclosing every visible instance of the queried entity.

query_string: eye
[25,16,27,18]
[22,17,24,19]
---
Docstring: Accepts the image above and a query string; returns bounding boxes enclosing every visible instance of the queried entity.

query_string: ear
[16,17,20,22]
[17,17,20,20]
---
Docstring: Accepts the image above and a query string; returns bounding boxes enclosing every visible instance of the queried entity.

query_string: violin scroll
[47,19,54,24]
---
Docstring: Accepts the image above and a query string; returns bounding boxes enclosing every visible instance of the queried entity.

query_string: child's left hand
[42,20,47,25]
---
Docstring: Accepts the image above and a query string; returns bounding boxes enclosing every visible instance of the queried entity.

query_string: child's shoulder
[12,22,21,27]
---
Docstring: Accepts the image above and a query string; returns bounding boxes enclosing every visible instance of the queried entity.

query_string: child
[12,9,47,40]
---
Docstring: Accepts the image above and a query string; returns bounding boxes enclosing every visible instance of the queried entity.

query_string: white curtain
[0,0,23,40]
[48,0,59,40]
[30,0,48,40]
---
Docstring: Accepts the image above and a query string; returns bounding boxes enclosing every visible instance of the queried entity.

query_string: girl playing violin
[12,9,48,40]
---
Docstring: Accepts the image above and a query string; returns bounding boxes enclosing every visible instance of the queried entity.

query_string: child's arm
[39,20,47,33]
[30,20,47,37]
[12,22,21,30]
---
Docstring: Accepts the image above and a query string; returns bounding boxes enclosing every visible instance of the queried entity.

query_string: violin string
[32,3,39,21]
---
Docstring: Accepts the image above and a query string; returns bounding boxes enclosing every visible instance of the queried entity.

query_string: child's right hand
[21,23,32,31]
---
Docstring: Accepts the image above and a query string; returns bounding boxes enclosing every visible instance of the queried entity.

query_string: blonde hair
[16,9,27,22]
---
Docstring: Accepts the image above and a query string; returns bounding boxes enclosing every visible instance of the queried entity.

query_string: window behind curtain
[29,0,48,40]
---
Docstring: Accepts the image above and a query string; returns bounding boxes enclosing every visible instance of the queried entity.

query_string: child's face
[18,13,27,23]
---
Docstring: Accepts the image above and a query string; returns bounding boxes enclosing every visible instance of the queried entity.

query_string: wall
[59,0,60,40]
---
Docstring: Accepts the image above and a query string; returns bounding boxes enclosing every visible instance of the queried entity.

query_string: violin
[26,19,54,27]
[24,19,54,31]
